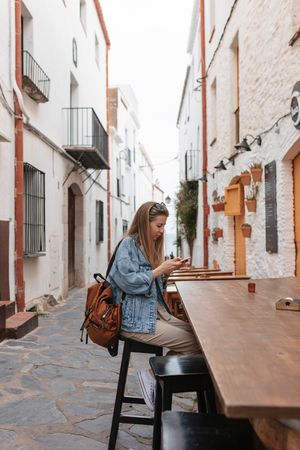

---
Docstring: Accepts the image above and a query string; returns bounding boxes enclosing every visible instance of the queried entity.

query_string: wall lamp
[214,155,236,171]
[198,170,214,182]
[234,134,262,152]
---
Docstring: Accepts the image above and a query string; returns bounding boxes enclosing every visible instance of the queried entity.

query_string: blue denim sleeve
[112,238,154,295]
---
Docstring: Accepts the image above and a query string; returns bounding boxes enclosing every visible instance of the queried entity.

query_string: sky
[100,0,194,200]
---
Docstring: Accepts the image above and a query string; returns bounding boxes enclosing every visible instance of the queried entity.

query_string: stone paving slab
[0,288,197,449]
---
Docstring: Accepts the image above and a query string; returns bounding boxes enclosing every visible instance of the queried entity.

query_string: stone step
[6,312,38,339]
[0,300,16,319]
[0,304,5,342]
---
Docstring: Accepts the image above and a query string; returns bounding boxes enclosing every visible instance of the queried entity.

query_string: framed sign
[265,161,278,253]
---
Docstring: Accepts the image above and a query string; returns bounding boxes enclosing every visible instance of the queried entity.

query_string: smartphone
[181,257,190,263]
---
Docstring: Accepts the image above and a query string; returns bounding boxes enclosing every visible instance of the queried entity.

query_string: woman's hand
[153,257,184,278]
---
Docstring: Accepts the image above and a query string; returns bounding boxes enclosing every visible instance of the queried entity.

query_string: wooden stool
[108,338,162,450]
[161,411,263,450]
[150,355,216,450]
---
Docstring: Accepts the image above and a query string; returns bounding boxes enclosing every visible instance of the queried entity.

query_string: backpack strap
[105,239,124,278]
[93,239,124,284]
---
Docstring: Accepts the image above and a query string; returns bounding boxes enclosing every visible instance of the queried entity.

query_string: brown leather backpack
[80,241,123,357]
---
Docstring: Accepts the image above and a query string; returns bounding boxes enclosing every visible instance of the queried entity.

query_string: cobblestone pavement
[0,288,197,450]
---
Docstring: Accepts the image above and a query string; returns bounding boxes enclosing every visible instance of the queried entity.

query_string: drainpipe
[14,0,25,311]
[200,0,208,267]
[106,45,111,261]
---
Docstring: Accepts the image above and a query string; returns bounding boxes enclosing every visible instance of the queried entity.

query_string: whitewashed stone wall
[205,0,300,277]
[2,0,110,305]
[0,0,16,300]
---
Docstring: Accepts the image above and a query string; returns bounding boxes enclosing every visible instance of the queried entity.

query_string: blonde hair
[127,201,169,268]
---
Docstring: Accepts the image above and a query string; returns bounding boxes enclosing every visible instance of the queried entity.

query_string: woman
[109,201,200,409]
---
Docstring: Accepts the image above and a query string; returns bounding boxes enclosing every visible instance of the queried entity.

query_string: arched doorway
[68,183,84,289]
[294,153,300,276]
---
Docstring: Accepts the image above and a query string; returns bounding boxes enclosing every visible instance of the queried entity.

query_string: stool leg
[108,341,131,450]
[196,390,206,412]
[205,384,217,414]
[152,381,162,450]
[162,383,172,411]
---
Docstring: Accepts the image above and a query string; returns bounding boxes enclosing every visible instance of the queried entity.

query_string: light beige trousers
[121,305,201,355]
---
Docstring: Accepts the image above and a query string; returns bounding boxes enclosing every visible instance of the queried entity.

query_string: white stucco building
[109,84,162,251]
[1,0,110,312]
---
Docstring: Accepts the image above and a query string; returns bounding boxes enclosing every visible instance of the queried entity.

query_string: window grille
[96,200,104,243]
[23,163,46,256]
[122,220,128,235]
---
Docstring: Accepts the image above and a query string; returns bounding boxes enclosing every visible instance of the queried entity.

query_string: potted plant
[211,189,225,212]
[212,227,223,242]
[241,223,252,238]
[250,162,263,182]
[245,182,259,212]
[204,228,211,237]
[240,170,251,186]
[214,227,223,238]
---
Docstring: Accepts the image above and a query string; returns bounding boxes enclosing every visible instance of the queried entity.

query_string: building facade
[1,0,110,311]
[178,0,300,278]
[109,84,162,251]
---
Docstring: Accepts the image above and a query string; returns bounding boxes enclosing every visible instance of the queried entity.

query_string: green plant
[212,189,225,204]
[250,162,262,169]
[175,180,198,259]
[246,181,259,200]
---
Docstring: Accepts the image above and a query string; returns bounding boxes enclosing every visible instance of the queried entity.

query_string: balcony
[62,107,109,170]
[22,51,50,103]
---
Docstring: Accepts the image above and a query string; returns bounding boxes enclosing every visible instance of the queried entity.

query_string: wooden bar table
[176,277,300,449]
[168,273,243,283]
[176,277,300,417]
[172,267,220,274]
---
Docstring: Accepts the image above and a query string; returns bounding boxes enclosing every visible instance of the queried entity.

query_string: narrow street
[0,289,196,450]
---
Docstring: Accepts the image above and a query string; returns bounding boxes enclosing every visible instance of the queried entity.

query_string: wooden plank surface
[169,274,247,282]
[176,277,300,419]
[169,271,233,278]
[172,267,219,273]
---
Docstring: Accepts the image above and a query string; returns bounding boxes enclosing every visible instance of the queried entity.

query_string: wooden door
[234,215,246,275]
[68,188,75,288]
[294,153,300,276]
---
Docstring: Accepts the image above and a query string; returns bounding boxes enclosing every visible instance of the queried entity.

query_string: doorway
[67,183,84,289]
[234,214,246,275]
[68,187,75,288]
[294,153,300,276]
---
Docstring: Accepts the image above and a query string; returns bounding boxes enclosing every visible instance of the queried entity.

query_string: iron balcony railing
[22,50,50,102]
[62,107,109,169]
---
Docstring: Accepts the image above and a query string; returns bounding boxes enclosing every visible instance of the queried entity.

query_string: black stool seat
[150,354,209,378]
[161,411,260,450]
[108,337,162,450]
[150,355,217,450]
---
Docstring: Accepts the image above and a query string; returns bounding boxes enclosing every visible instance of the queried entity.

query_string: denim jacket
[108,236,170,333]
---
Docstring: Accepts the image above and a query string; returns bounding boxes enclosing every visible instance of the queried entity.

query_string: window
[96,200,104,243]
[116,157,121,197]
[23,163,45,256]
[80,0,87,32]
[133,130,136,163]
[122,220,128,235]
[95,34,100,68]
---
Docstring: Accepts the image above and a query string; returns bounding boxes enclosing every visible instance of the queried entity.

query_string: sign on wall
[265,161,278,253]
